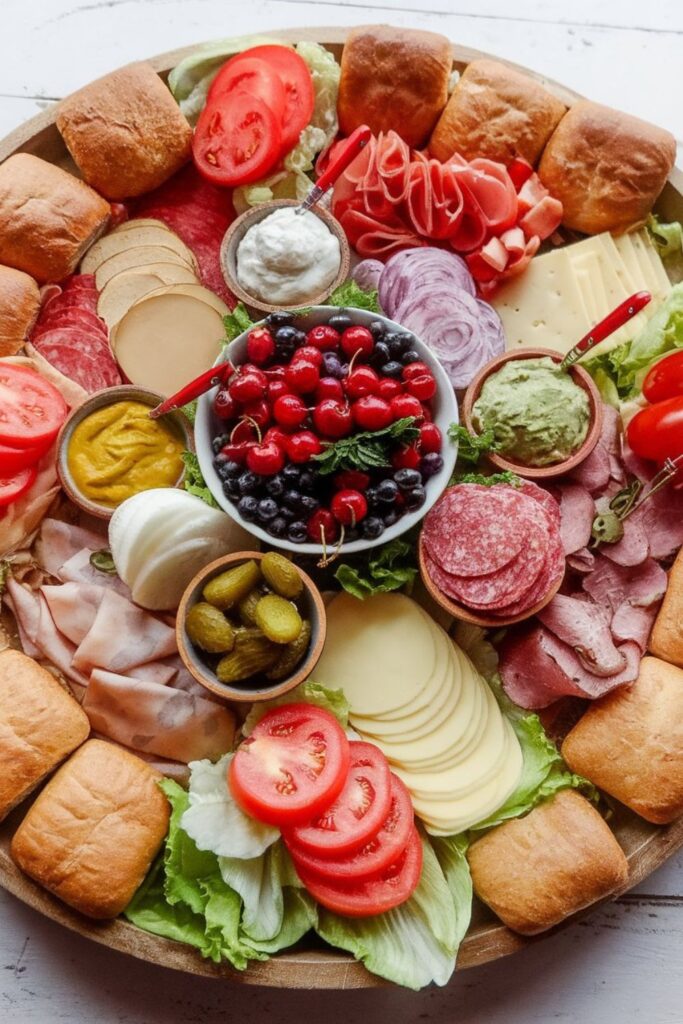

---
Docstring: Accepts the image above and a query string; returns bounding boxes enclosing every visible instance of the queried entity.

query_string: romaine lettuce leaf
[242,680,350,736]
[182,450,218,508]
[647,214,683,261]
[334,538,418,600]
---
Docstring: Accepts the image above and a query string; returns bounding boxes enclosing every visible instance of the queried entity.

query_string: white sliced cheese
[82,225,198,275]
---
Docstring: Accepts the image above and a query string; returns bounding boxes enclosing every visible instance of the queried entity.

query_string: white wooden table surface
[1,2,682,1021]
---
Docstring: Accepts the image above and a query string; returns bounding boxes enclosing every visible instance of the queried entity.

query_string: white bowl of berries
[195,306,458,557]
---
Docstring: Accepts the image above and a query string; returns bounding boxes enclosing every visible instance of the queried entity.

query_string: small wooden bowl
[176,551,327,704]
[461,347,603,480]
[56,384,193,521]
[220,198,351,315]
[418,535,564,628]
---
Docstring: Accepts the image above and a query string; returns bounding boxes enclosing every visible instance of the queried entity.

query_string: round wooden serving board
[1,26,682,990]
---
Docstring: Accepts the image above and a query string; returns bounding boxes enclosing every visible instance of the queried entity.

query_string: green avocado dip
[472,356,590,467]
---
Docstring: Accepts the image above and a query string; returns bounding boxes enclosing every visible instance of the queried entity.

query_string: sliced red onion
[352,259,384,292]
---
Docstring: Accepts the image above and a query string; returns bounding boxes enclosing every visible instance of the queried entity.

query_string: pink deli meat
[537,593,626,677]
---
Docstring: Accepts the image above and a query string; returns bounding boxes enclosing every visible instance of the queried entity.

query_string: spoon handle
[297,125,372,215]
[560,291,651,370]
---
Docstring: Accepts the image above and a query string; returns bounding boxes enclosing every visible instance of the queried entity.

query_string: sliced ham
[4,579,88,688]
[566,547,595,574]
[568,443,611,495]
[83,669,235,763]
[538,632,641,700]
[41,582,104,644]
[35,518,106,577]
[537,594,626,677]
[610,601,658,653]
[555,483,595,555]
[71,588,177,674]
[57,547,132,597]
[583,555,667,613]
[601,514,649,567]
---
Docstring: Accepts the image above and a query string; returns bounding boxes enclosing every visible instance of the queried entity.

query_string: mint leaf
[223,303,255,343]
[327,280,380,314]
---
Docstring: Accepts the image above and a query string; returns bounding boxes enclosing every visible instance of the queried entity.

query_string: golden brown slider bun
[0,154,110,283]
[538,100,676,234]
[11,739,170,919]
[562,656,683,824]
[0,265,41,356]
[56,62,193,201]
[429,59,566,165]
[338,25,452,149]
[0,650,90,821]
[468,789,628,935]
[649,549,683,668]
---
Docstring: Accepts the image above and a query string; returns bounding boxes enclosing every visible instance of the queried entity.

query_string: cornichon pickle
[186,602,235,654]
[237,588,263,627]
[260,552,303,600]
[266,619,312,680]
[255,594,303,644]
[203,560,261,610]
[216,633,280,684]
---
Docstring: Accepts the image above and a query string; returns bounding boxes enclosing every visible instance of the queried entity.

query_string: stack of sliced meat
[422,481,564,619]
[29,275,121,393]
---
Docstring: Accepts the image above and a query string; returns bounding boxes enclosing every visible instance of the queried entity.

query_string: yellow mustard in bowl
[67,400,185,508]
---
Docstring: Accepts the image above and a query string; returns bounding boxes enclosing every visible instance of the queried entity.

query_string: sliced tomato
[284,741,392,858]
[285,773,414,882]
[295,826,423,917]
[0,437,51,476]
[643,351,683,404]
[0,364,68,449]
[237,46,314,154]
[228,704,350,827]
[193,92,282,187]
[627,396,683,463]
[0,464,37,508]
[207,56,286,124]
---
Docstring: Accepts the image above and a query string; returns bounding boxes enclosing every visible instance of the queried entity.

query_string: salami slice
[488,528,565,619]
[64,274,97,291]
[512,480,561,529]
[39,292,98,313]
[37,342,120,392]
[33,308,108,339]
[32,327,113,363]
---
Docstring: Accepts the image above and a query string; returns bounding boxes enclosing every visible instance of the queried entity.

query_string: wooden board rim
[0,24,682,990]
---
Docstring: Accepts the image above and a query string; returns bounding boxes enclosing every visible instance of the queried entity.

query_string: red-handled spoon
[560,291,651,370]
[296,124,372,216]
[148,361,234,420]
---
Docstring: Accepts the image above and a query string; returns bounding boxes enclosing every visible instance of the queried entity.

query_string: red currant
[246,441,285,476]
[352,395,393,431]
[264,426,290,451]
[273,394,308,428]
[306,324,341,350]
[213,387,237,420]
[313,399,353,438]
[331,488,368,526]
[295,345,323,367]
[406,373,436,401]
[315,377,344,403]
[286,430,322,463]
[334,469,371,492]
[340,325,374,360]
[307,507,338,544]
[345,366,379,400]
[377,377,403,401]
[229,368,267,404]
[242,399,271,428]
[389,393,424,421]
[285,359,320,394]
[246,327,276,366]
[419,422,442,453]
[391,443,421,470]
[267,379,290,402]
[402,361,431,382]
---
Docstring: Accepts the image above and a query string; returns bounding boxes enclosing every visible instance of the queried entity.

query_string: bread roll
[539,101,676,234]
[468,789,628,935]
[649,549,683,667]
[0,649,89,821]
[562,656,683,824]
[0,154,110,283]
[338,25,452,149]
[429,59,566,165]
[11,739,170,919]
[0,265,41,356]
[56,62,193,201]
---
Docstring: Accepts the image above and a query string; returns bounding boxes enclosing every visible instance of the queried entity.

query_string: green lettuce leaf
[327,279,381,313]
[182,451,218,508]
[647,214,683,261]
[242,680,350,736]
[315,832,468,990]
[223,302,255,343]
[334,538,418,600]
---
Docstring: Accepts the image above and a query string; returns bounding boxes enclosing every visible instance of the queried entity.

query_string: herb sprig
[448,424,500,464]
[313,417,420,475]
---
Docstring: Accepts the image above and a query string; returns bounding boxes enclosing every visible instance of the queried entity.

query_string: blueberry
[299,494,319,515]
[322,352,344,379]
[362,516,385,539]
[237,495,259,521]
[266,473,286,498]
[420,453,444,479]
[212,435,228,455]
[280,505,298,523]
[401,349,421,366]
[268,516,288,538]
[257,498,279,522]
[394,468,422,490]
[381,360,404,380]
[287,520,308,543]
[386,333,410,359]
[328,312,353,332]
[344,527,360,543]
[376,479,399,504]
[283,463,302,483]
[383,509,400,527]
[225,460,242,478]
[299,470,317,493]
[371,341,390,367]
[284,488,303,510]
[276,340,295,361]
[368,320,386,339]
[238,471,258,494]
[404,485,426,511]
[292,329,307,347]
[365,486,381,511]
[223,479,241,501]
[267,311,295,328]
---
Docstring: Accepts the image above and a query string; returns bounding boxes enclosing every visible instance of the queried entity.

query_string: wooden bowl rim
[460,347,604,480]
[175,550,327,702]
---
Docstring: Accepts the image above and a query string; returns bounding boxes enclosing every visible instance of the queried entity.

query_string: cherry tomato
[246,441,285,476]
[389,393,423,421]
[294,826,423,917]
[273,394,308,428]
[334,470,370,492]
[406,373,436,401]
[345,366,379,400]
[352,396,392,431]
[284,742,391,858]
[285,359,320,394]
[340,325,374,361]
[239,45,315,154]
[642,351,683,404]
[419,422,442,454]
[315,377,344,403]
[307,507,338,544]
[286,430,322,463]
[246,326,276,367]
[313,399,353,438]
[0,438,51,476]
[331,488,368,526]
[285,774,414,882]
[0,464,37,508]
[0,364,67,449]
[306,324,340,351]
[229,704,350,827]
[627,396,683,463]
[193,91,282,187]
[206,56,286,122]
